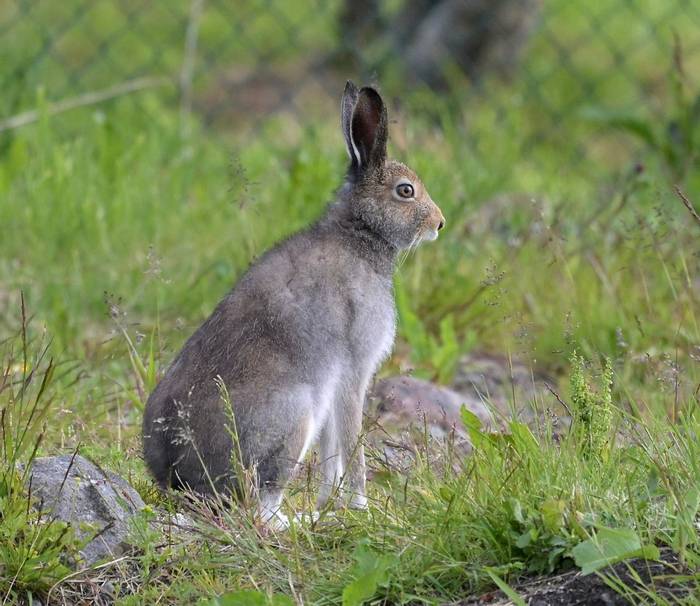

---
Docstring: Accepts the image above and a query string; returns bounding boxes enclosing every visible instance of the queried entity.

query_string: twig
[674,185,700,228]
[0,76,172,133]
[544,382,572,417]
[46,555,132,604]
[179,0,205,137]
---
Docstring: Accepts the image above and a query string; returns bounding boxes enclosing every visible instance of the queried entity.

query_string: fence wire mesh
[2,0,700,166]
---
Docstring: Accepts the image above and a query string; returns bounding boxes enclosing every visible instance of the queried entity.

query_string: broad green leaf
[394,280,430,360]
[516,530,533,549]
[572,527,659,575]
[507,498,525,524]
[439,485,455,502]
[683,485,700,516]
[342,542,397,606]
[434,314,459,383]
[509,421,539,455]
[540,499,566,533]
[460,406,487,449]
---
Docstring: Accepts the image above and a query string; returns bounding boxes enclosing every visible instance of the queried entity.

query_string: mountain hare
[143,81,445,527]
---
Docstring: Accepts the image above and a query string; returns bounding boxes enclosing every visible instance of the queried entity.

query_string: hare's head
[340,81,445,250]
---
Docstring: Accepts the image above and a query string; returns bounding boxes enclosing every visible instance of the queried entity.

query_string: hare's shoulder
[266,229,396,360]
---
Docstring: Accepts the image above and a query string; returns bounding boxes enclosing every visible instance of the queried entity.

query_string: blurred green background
[1,0,699,406]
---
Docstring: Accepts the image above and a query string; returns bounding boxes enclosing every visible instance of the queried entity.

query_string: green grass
[1,91,698,603]
[2,1,700,603]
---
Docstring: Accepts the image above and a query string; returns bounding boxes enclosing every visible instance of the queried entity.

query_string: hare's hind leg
[318,385,367,510]
[316,411,343,509]
[255,444,302,529]
[341,383,369,509]
[254,398,321,528]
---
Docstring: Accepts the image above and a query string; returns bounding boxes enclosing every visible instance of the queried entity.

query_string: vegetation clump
[569,352,614,461]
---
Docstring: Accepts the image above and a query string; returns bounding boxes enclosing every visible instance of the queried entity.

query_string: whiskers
[397,231,423,268]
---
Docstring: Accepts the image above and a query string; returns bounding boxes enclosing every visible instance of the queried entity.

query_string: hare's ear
[345,85,388,176]
[341,81,360,168]
[352,87,388,173]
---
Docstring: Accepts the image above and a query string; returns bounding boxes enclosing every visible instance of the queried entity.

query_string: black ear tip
[358,86,384,106]
[359,85,378,94]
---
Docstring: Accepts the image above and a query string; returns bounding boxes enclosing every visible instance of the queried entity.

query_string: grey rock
[154,509,198,540]
[99,581,115,600]
[371,375,493,431]
[367,376,494,472]
[366,354,568,472]
[28,455,144,565]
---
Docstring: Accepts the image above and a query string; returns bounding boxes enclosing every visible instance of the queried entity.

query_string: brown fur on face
[348,160,445,250]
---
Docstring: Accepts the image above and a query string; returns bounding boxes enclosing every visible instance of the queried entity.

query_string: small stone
[99,581,116,599]
[28,455,145,566]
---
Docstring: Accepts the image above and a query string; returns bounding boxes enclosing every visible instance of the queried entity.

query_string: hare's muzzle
[428,207,446,240]
[423,212,445,242]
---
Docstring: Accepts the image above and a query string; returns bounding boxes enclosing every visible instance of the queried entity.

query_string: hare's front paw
[347,493,368,510]
[259,494,290,530]
[294,510,321,525]
[260,508,290,531]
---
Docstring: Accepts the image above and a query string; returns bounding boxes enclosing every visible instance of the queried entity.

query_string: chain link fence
[2,0,700,165]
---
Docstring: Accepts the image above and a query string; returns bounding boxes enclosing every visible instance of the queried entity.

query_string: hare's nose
[438,219,445,231]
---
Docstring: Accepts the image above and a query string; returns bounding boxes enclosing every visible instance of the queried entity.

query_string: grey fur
[142,82,445,524]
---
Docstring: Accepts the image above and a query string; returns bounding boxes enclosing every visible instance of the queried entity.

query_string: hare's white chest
[369,304,396,369]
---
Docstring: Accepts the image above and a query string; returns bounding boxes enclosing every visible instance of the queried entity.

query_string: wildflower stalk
[570,352,613,460]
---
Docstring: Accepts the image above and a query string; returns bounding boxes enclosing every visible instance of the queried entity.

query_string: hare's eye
[396,183,414,199]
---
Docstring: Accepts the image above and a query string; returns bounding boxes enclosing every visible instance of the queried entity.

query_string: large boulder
[28,455,145,565]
